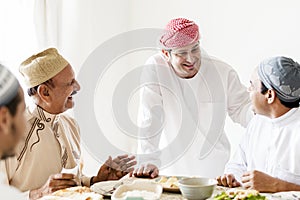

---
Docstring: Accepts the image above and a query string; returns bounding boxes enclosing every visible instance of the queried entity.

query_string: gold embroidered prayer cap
[19,48,69,88]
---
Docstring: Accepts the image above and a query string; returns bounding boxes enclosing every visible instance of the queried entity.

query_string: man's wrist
[29,188,42,200]
[90,176,101,185]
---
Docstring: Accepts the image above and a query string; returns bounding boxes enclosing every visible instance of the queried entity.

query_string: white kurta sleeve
[137,55,165,168]
[226,69,253,127]
[224,128,249,182]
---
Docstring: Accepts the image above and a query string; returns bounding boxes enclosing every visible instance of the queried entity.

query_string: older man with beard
[3,48,136,200]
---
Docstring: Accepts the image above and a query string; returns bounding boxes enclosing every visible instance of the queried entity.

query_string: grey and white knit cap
[258,56,300,102]
[0,64,19,106]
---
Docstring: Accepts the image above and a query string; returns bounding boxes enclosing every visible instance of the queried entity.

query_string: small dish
[178,177,217,200]
[111,180,163,200]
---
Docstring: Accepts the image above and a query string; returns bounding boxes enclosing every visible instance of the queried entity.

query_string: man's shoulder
[246,114,270,132]
[59,113,79,128]
[202,54,234,70]
[285,108,300,126]
[249,114,269,124]
[145,53,166,65]
[200,55,239,81]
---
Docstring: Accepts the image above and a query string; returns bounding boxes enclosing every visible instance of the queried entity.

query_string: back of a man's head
[0,64,21,115]
[258,56,300,108]
[0,64,24,160]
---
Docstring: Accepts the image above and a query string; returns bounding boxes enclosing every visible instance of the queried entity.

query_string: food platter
[91,179,135,197]
[154,175,185,193]
[111,179,163,200]
[213,188,266,200]
[267,191,300,200]
[40,186,103,200]
[90,180,121,197]
[211,187,300,200]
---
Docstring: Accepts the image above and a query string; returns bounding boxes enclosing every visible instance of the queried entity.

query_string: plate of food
[213,188,266,200]
[269,191,300,199]
[112,179,163,200]
[155,175,185,193]
[91,178,135,197]
[40,186,103,200]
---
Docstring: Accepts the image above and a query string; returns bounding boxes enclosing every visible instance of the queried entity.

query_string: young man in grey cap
[217,56,300,192]
[0,64,26,199]
[3,48,136,199]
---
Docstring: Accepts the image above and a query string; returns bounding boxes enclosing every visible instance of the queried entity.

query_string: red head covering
[160,18,200,49]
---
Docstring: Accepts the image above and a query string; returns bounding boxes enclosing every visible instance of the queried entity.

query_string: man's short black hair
[27,79,54,96]
[261,81,300,108]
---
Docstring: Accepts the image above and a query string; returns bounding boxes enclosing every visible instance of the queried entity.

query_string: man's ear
[37,84,51,103]
[162,49,171,61]
[0,107,11,134]
[266,89,276,104]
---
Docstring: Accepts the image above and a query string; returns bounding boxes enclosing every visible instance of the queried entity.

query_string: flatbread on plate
[40,186,103,200]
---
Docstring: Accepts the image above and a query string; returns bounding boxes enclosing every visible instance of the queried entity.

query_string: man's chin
[66,100,75,109]
[184,71,198,79]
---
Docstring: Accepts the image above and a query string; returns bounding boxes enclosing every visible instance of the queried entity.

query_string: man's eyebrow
[192,43,200,48]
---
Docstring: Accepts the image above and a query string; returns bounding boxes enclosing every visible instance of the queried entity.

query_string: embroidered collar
[28,104,60,125]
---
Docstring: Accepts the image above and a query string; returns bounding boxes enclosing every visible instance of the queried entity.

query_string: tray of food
[213,188,266,200]
[111,179,162,200]
[40,186,103,200]
[155,175,185,193]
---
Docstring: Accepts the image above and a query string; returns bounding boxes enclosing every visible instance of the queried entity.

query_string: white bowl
[111,180,163,200]
[178,177,217,200]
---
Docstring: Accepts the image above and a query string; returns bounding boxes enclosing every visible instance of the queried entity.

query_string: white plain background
[1,0,300,176]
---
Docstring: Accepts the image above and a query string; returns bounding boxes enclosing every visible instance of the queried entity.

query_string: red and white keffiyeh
[160,18,200,49]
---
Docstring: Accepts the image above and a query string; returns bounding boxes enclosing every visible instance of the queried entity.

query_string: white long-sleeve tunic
[138,52,252,177]
[225,108,300,184]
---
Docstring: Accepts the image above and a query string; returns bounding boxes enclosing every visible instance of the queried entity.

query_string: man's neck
[269,104,292,119]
